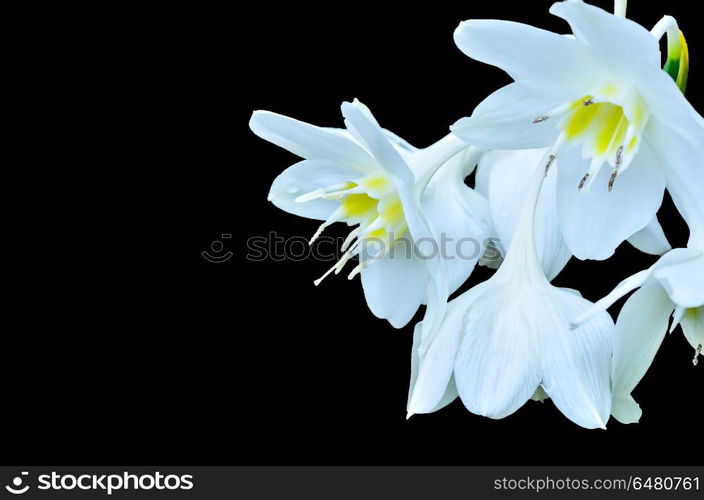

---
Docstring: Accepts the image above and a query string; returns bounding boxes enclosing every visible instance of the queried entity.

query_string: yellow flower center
[295,171,409,283]
[535,85,650,191]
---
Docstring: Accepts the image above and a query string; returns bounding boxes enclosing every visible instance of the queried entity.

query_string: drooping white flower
[407,152,614,429]
[451,0,704,259]
[575,247,704,424]
[250,100,491,332]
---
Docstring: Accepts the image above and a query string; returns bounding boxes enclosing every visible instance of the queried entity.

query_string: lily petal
[680,307,704,353]
[531,386,549,402]
[453,18,596,95]
[575,247,703,326]
[250,110,375,170]
[556,142,665,260]
[611,282,674,424]
[341,101,415,186]
[383,129,418,158]
[549,1,660,72]
[646,116,704,249]
[360,248,428,328]
[637,63,704,142]
[454,287,543,420]
[407,290,480,415]
[539,289,613,429]
[627,216,671,256]
[422,153,491,293]
[342,100,449,341]
[268,159,365,220]
[652,253,704,308]
[452,83,564,150]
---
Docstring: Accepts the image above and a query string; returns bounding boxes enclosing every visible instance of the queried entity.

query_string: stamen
[578,173,590,190]
[309,223,327,245]
[334,247,357,274]
[347,262,364,280]
[542,132,567,176]
[310,208,346,244]
[544,154,556,175]
[618,125,639,175]
[295,188,326,203]
[296,182,358,203]
[313,261,339,286]
[623,124,637,148]
[321,186,364,200]
[578,156,605,192]
[608,170,618,191]
[341,227,361,252]
[608,146,624,192]
[327,182,356,191]
[361,214,386,235]
[694,344,702,366]
[313,238,362,285]
[532,102,574,124]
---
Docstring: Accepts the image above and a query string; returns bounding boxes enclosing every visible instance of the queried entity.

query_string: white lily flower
[250,100,491,332]
[407,152,614,429]
[451,0,704,259]
[575,247,704,424]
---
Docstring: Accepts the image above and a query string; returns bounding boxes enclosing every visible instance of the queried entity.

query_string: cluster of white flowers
[249,0,702,428]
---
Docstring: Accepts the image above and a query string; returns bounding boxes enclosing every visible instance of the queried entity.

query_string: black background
[7,0,701,466]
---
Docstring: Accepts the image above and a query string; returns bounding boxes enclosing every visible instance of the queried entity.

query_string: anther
[347,263,364,280]
[309,223,327,245]
[607,146,624,193]
[608,170,618,192]
[578,173,590,190]
[694,344,702,366]
[313,262,338,286]
[616,145,624,169]
[310,209,346,245]
[341,227,361,252]
[544,154,556,175]
[334,248,357,275]
[532,102,574,125]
